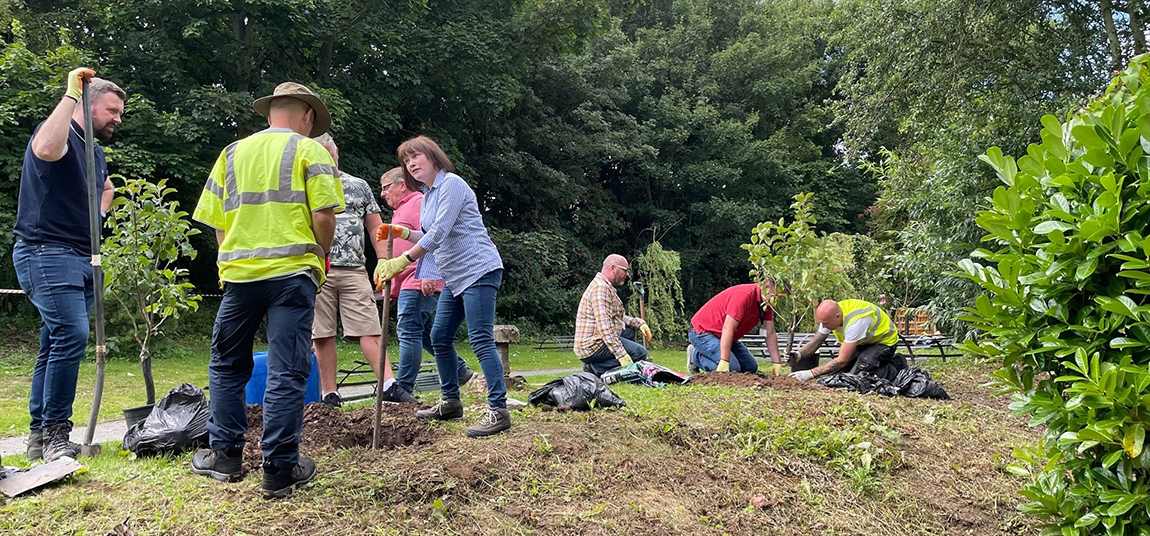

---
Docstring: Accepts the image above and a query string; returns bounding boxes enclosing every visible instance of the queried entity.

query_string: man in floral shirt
[311,134,415,406]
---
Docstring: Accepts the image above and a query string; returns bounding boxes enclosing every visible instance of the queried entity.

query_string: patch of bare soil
[690,370,829,390]
[241,402,430,472]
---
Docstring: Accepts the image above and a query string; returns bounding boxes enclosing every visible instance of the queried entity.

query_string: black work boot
[322,392,342,409]
[262,458,317,499]
[458,368,475,386]
[381,382,419,404]
[466,407,511,438]
[191,448,245,482]
[42,423,80,462]
[414,398,464,421]
[26,431,43,461]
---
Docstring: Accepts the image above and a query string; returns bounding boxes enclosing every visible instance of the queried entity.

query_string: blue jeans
[688,328,758,373]
[395,289,472,393]
[581,327,649,376]
[206,275,316,469]
[430,269,506,409]
[13,241,95,432]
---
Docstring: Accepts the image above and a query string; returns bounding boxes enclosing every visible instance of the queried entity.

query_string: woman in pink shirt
[379,167,475,395]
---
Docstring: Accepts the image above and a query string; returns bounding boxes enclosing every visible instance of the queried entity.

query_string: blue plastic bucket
[244,351,322,405]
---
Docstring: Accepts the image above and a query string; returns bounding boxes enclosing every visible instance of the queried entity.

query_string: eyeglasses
[613,264,630,273]
[381,181,403,193]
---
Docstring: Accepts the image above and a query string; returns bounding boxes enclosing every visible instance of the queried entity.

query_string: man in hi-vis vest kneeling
[788,299,907,382]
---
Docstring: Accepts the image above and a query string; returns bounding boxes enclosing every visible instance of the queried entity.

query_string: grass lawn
[0,351,1038,536]
[0,336,691,437]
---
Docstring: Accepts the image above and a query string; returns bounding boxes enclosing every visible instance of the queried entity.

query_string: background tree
[630,239,685,338]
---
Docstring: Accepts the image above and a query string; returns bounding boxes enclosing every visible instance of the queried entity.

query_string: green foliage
[490,228,578,333]
[631,241,685,338]
[836,1,1111,338]
[960,56,1150,535]
[744,193,854,347]
[2,0,881,334]
[103,178,201,405]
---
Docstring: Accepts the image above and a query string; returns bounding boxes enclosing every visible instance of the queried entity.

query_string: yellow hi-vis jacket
[193,128,344,286]
[832,299,900,347]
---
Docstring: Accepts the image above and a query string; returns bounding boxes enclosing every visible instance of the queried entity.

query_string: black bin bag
[528,372,625,410]
[122,383,210,456]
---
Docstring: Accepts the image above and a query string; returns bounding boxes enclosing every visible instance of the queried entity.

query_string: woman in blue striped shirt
[374,135,509,438]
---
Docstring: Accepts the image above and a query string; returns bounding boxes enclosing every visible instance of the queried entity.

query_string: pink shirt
[390,191,445,298]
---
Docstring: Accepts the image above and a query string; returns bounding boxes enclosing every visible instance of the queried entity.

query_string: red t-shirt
[690,283,774,340]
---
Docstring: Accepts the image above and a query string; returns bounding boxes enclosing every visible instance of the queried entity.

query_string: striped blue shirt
[415,170,503,292]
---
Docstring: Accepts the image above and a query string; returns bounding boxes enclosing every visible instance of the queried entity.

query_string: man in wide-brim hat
[252,82,331,137]
[190,81,344,500]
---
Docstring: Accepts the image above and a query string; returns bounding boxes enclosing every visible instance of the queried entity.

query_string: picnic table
[534,335,575,351]
[741,332,956,363]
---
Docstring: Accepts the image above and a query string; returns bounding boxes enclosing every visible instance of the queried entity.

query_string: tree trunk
[1101,0,1124,70]
[1132,0,1147,56]
[229,2,251,93]
[141,347,156,405]
[318,40,334,83]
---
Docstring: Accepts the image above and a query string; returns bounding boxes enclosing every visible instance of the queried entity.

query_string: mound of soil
[690,371,828,390]
[241,402,431,472]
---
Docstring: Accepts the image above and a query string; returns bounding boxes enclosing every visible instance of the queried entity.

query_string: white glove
[788,370,814,382]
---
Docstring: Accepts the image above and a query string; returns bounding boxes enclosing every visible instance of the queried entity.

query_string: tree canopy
[0,0,1124,335]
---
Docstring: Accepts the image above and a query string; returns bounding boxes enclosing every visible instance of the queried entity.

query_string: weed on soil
[690,371,829,390]
[1,358,1041,536]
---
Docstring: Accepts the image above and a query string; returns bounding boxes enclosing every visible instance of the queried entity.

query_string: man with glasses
[574,254,653,376]
[379,167,477,396]
[310,136,415,407]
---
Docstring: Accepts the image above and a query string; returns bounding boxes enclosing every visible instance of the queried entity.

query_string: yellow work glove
[619,355,634,367]
[65,67,96,101]
[717,360,730,372]
[375,223,411,241]
[638,323,652,343]
[771,363,783,376]
[373,255,412,289]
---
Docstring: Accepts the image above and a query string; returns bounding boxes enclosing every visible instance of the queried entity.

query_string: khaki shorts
[312,267,382,339]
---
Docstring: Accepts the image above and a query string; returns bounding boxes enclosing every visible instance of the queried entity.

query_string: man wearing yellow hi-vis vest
[190,82,344,500]
[788,299,907,382]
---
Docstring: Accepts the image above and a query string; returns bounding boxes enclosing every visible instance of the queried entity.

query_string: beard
[94,123,116,140]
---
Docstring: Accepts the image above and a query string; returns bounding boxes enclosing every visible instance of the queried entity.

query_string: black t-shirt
[14,120,108,254]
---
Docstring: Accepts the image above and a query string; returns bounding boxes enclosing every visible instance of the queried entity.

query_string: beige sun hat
[252,82,331,137]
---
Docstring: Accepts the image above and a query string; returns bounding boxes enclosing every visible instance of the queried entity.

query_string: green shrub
[960,55,1150,534]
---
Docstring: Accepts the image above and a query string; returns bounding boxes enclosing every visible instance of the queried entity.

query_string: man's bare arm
[811,342,857,377]
[101,178,114,213]
[30,98,77,162]
[312,208,336,253]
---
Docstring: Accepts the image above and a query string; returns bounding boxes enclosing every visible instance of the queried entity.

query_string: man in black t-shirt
[12,67,124,462]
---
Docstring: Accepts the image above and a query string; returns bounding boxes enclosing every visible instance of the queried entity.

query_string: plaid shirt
[574,273,642,360]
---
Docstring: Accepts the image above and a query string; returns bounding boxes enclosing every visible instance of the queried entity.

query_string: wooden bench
[535,335,575,351]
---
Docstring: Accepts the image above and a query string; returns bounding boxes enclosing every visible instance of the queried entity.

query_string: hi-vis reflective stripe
[217,134,314,212]
[306,163,336,179]
[843,305,896,341]
[277,135,302,190]
[217,243,325,262]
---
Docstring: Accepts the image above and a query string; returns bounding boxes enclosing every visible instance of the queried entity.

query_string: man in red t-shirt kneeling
[687,283,784,375]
